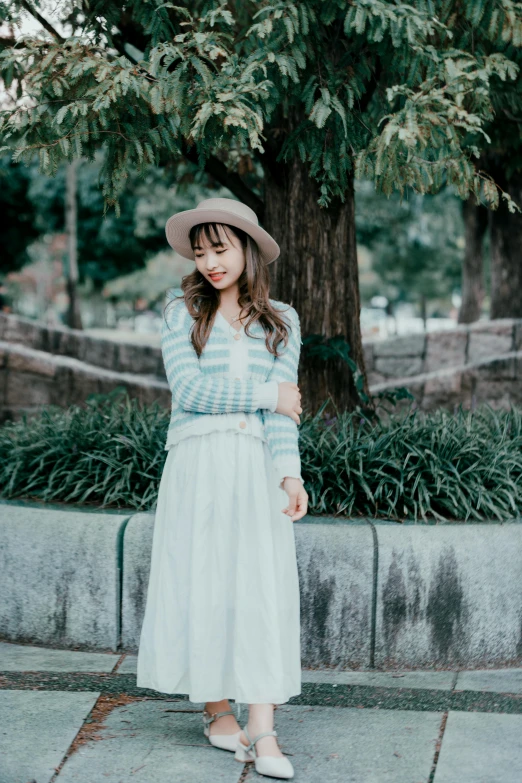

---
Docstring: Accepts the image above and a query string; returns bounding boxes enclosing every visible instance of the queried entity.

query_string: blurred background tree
[356,181,466,326]
[0,151,196,280]
[1,1,522,414]
[451,8,522,322]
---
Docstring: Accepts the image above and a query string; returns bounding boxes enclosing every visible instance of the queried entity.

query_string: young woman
[137,197,308,780]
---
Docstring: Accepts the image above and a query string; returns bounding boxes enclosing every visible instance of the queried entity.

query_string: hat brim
[165,208,280,265]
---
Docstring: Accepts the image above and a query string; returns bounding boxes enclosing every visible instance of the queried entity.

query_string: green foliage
[1,1,522,211]
[1,387,521,522]
[0,388,168,510]
[300,399,522,522]
[437,0,522,180]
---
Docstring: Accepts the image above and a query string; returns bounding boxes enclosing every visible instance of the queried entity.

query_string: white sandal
[202,707,241,752]
[235,725,294,779]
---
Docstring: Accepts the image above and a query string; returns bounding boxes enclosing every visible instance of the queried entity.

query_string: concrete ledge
[0,505,131,650]
[119,514,375,665]
[374,524,522,667]
[294,523,374,667]
[121,512,155,649]
[1,503,522,667]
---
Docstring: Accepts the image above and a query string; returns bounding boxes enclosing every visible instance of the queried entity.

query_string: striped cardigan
[161,289,303,486]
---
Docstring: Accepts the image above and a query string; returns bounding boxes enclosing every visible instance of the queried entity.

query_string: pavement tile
[115,653,138,674]
[301,669,455,690]
[243,704,442,783]
[434,711,522,783]
[117,656,455,692]
[56,701,442,783]
[56,700,245,782]
[0,690,99,783]
[0,641,120,672]
[454,667,522,694]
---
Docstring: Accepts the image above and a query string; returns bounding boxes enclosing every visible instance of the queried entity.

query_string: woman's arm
[262,305,303,488]
[161,300,279,414]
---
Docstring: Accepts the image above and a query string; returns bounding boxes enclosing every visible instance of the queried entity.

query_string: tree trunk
[65,159,83,330]
[458,197,488,323]
[261,137,371,418]
[489,174,522,319]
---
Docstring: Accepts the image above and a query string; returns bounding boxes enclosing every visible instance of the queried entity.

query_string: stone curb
[1,503,521,668]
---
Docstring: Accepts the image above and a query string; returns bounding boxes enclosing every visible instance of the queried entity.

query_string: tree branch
[358,58,383,116]
[19,0,64,42]
[181,140,265,221]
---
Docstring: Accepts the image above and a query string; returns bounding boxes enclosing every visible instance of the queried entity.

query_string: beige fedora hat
[165,197,280,265]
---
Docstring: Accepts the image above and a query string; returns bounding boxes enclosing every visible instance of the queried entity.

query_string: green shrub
[0,388,167,511]
[0,388,521,522]
[301,401,522,522]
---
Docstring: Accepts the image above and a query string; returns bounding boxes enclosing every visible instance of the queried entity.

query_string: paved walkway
[1,641,522,782]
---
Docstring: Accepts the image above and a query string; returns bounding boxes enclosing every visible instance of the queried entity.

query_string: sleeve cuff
[274,456,303,488]
[252,380,279,411]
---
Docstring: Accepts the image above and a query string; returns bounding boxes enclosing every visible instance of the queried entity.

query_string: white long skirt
[136,429,302,704]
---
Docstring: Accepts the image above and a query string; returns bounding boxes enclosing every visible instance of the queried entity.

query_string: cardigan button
[233,333,241,340]
[239,421,246,429]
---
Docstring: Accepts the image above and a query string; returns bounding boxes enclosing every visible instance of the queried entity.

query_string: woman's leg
[239,703,284,758]
[204,698,241,735]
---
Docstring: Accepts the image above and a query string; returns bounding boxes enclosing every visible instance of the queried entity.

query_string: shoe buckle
[203,708,234,726]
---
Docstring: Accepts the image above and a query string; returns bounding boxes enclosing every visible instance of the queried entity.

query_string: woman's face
[193,225,245,291]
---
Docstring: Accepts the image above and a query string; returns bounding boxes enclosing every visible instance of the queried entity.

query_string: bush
[300,401,522,522]
[0,388,521,521]
[0,388,167,511]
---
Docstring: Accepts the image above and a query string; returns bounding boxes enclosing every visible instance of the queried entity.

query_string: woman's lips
[209,273,225,280]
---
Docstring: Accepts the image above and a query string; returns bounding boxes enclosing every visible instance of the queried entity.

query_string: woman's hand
[281,477,308,521]
[275,381,302,424]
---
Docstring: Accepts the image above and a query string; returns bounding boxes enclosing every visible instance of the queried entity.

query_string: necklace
[218,308,244,326]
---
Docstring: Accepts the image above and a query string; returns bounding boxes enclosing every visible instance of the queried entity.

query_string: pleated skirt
[136,429,302,704]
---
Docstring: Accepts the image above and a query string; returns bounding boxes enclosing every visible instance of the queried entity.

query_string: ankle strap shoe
[234,725,294,779]
[202,708,241,752]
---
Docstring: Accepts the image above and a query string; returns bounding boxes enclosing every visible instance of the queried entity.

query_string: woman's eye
[195,249,225,257]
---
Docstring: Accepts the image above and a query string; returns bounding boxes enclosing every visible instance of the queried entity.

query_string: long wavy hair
[164,221,293,358]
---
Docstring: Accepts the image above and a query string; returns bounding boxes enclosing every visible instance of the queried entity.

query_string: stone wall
[364,318,522,385]
[371,351,522,412]
[1,312,522,422]
[364,319,522,412]
[0,313,169,424]
[0,312,162,376]
[0,341,170,424]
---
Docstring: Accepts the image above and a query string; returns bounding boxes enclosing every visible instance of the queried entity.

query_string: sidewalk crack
[428,710,449,783]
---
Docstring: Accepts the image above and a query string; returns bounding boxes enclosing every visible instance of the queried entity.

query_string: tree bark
[489,174,522,319]
[261,134,371,417]
[458,197,488,323]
